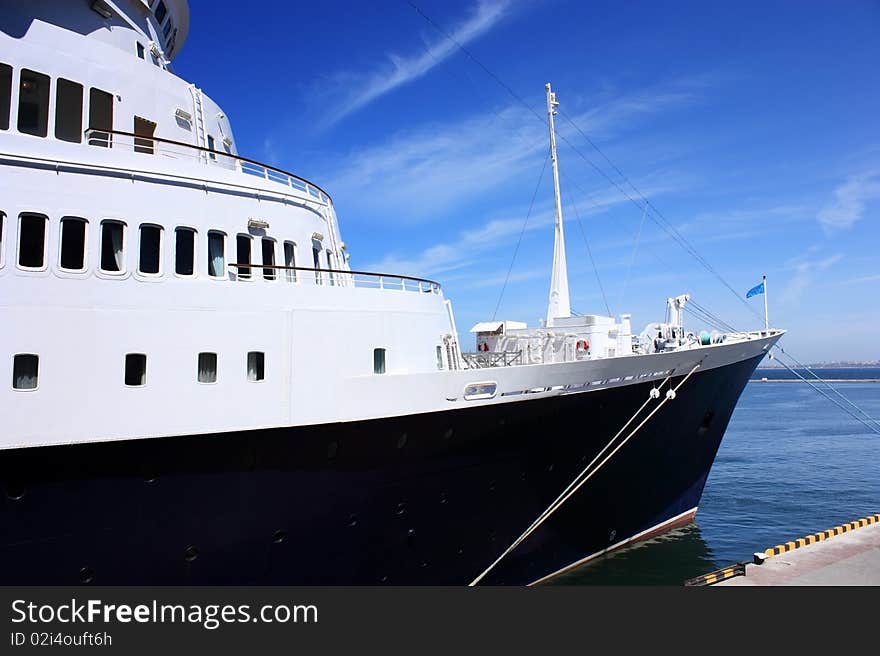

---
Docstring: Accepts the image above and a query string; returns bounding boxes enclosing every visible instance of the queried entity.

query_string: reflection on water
[552,523,718,586]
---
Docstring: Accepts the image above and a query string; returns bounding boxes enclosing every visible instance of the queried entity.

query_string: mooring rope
[768,353,880,436]
[772,346,880,431]
[469,363,702,586]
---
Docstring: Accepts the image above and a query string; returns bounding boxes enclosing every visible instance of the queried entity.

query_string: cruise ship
[0,1,782,585]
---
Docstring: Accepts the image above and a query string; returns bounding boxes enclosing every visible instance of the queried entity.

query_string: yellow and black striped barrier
[761,512,880,560]
[684,561,747,587]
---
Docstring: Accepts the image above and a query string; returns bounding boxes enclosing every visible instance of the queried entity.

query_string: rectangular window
[18,69,50,137]
[12,354,39,390]
[312,240,322,284]
[283,241,297,282]
[0,212,5,268]
[59,217,87,271]
[373,348,386,375]
[207,231,225,278]
[236,234,252,279]
[198,352,217,384]
[162,18,173,39]
[137,42,145,59]
[326,250,335,286]
[261,238,276,281]
[1,63,13,131]
[100,221,125,272]
[17,213,47,269]
[88,88,113,147]
[175,227,195,276]
[154,1,168,24]
[138,224,162,275]
[133,116,156,154]
[207,134,216,160]
[55,78,83,143]
[247,351,265,382]
[125,353,147,386]
[436,345,444,370]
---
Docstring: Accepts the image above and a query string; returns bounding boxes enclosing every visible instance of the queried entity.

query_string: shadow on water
[550,523,719,586]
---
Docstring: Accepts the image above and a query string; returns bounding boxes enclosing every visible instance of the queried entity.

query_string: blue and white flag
[746,281,765,298]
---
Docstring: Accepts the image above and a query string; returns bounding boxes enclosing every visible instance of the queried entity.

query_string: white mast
[545,82,571,328]
[763,274,769,331]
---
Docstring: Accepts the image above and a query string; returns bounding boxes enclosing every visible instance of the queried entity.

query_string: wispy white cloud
[322,89,692,227]
[829,273,880,287]
[780,252,843,304]
[360,179,675,277]
[320,0,512,129]
[816,171,880,232]
[323,104,547,223]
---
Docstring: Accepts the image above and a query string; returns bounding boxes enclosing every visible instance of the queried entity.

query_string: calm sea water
[555,368,880,585]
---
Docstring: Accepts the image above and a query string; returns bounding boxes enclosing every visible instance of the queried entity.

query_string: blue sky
[176,0,880,362]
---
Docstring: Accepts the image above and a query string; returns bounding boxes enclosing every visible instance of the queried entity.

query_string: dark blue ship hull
[0,353,762,585]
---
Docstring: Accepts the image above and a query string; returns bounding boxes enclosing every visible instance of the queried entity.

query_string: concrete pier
[718,518,880,586]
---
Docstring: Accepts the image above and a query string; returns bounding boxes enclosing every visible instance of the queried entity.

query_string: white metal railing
[227,263,442,295]
[83,128,332,204]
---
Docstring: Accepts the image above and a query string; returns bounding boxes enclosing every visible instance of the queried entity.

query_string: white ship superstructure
[0,2,783,586]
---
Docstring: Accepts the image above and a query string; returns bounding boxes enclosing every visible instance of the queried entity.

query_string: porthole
[396,433,407,449]
[698,411,716,437]
[184,546,199,562]
[79,567,95,584]
[272,530,286,544]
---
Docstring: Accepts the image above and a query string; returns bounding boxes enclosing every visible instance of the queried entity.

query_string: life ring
[576,340,590,352]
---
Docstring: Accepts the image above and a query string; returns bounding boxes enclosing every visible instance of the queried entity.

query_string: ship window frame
[261,237,276,281]
[174,226,196,277]
[12,354,39,391]
[87,87,114,147]
[373,348,386,375]
[207,230,226,279]
[283,240,297,283]
[136,42,145,60]
[17,69,50,138]
[236,233,252,280]
[99,219,126,275]
[124,353,147,387]
[154,1,168,25]
[311,239,322,285]
[55,78,84,143]
[58,216,89,273]
[325,250,335,286]
[197,352,218,384]
[16,212,48,271]
[207,134,216,160]
[0,62,11,131]
[436,345,444,370]
[247,351,265,382]
[137,223,163,277]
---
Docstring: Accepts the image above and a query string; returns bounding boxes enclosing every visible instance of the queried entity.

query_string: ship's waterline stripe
[528,506,699,586]
[761,513,880,558]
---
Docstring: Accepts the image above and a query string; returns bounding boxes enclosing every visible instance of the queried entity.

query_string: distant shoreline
[756,366,880,370]
[749,378,880,383]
